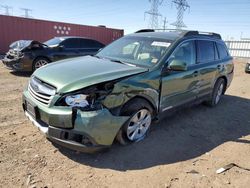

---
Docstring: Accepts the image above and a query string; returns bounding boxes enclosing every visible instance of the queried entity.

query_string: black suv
[2,36,105,72]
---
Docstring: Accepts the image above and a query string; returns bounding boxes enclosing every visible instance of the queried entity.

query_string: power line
[1,5,13,16]
[20,8,33,18]
[163,17,168,31]
[171,0,190,30]
[145,0,164,29]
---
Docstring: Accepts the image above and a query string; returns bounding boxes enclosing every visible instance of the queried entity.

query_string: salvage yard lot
[0,59,249,188]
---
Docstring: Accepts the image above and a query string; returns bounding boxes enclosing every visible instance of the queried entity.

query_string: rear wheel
[205,78,225,107]
[33,57,49,71]
[116,98,153,145]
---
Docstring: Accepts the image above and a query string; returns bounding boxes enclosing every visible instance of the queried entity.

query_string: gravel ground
[0,59,249,188]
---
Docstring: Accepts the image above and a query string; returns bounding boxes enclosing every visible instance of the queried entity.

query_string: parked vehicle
[245,62,250,73]
[22,30,234,153]
[2,37,104,72]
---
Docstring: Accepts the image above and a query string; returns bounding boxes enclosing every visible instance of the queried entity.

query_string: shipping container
[0,15,124,53]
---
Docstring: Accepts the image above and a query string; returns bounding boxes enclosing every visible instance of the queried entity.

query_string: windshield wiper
[108,58,136,67]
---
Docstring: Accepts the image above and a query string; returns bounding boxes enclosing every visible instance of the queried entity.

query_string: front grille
[28,77,56,105]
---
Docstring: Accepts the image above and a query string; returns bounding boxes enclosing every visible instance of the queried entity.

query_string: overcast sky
[0,0,249,40]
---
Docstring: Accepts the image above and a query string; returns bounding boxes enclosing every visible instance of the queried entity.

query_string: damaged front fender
[102,70,161,115]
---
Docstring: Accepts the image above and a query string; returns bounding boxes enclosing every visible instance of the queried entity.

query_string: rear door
[160,40,200,111]
[196,40,220,98]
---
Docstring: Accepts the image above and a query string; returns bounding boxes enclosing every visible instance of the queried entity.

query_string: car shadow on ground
[10,71,31,77]
[56,95,250,171]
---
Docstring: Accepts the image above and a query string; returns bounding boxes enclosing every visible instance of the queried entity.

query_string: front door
[160,40,200,112]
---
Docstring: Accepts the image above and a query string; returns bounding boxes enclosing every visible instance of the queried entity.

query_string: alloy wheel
[34,59,48,70]
[126,109,152,141]
[215,83,224,104]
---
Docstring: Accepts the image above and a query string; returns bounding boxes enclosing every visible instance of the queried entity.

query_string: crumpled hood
[34,56,148,93]
[9,40,46,51]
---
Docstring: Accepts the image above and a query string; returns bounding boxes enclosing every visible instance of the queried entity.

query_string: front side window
[61,39,80,49]
[170,41,196,66]
[97,36,172,67]
[197,40,215,63]
[79,39,104,48]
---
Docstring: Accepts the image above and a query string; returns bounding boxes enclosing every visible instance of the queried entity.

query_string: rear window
[197,40,215,63]
[217,43,229,59]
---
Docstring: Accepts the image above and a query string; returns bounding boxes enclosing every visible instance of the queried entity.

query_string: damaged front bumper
[22,90,129,153]
[2,57,23,71]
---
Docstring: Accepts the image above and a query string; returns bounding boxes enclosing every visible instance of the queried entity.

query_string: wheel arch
[120,95,158,118]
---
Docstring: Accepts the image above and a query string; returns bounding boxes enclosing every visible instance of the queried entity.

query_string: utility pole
[1,5,13,16]
[145,0,164,29]
[20,8,32,18]
[163,17,168,31]
[171,0,190,30]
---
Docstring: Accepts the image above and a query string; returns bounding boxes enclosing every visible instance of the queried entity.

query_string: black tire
[205,78,225,107]
[32,57,50,72]
[116,98,154,145]
[245,63,250,74]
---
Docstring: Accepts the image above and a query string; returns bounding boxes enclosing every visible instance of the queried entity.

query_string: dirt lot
[0,59,249,188]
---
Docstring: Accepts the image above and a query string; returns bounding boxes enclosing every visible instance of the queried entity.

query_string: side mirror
[168,59,187,71]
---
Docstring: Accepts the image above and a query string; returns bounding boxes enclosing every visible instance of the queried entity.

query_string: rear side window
[197,40,215,63]
[217,43,229,59]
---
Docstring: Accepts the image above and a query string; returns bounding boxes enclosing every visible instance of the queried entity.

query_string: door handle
[193,71,199,77]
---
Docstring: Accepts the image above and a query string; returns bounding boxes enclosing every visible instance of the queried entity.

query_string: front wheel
[116,98,153,145]
[33,57,49,71]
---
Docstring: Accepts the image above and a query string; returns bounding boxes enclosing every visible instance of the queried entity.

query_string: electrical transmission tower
[145,0,164,29]
[171,0,190,30]
[1,5,13,15]
[20,8,33,18]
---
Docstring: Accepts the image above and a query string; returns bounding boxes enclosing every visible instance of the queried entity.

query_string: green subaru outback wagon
[22,30,234,153]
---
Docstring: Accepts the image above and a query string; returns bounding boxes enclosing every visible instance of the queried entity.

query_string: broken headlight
[65,94,89,107]
[56,81,116,110]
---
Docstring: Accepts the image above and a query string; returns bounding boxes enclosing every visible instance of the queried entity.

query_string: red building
[0,15,124,53]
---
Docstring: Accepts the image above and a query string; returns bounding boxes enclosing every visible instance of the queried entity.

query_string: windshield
[44,38,65,47]
[97,36,172,67]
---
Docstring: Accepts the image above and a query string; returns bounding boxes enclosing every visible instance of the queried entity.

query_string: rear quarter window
[197,40,215,63]
[217,42,229,59]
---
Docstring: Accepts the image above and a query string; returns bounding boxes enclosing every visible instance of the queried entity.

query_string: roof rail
[134,29,222,39]
[183,31,221,39]
[135,29,155,33]
[135,28,187,33]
